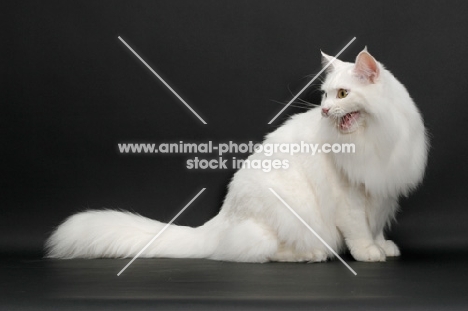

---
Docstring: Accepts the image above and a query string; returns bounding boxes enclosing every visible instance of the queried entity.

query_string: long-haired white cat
[46,48,428,263]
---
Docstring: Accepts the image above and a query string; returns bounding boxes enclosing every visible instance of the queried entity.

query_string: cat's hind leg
[209,219,278,263]
[270,244,328,263]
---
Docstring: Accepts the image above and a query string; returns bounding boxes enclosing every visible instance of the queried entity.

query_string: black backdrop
[2,0,468,255]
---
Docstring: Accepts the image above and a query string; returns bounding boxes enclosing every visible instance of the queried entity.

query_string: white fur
[46,49,428,263]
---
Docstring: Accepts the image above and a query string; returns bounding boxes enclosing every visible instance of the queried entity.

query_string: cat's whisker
[271,99,320,110]
[296,98,320,108]
[272,100,306,108]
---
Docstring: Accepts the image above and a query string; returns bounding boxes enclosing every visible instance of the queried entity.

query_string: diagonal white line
[267,37,356,124]
[269,188,357,276]
[118,36,207,125]
[117,188,206,276]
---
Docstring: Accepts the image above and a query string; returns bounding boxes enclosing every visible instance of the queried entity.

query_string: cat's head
[320,48,384,134]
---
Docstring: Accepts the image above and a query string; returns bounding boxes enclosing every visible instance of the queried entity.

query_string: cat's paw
[306,250,328,263]
[379,240,401,257]
[271,249,328,262]
[351,244,386,262]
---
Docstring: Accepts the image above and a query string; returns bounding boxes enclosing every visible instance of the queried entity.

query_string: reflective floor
[1,252,467,310]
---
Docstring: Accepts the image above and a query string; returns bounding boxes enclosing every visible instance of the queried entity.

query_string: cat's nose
[321,107,330,116]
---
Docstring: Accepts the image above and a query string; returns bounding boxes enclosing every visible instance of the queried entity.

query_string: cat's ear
[354,49,380,83]
[321,51,344,72]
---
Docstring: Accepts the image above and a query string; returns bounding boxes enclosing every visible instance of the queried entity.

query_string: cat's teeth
[339,111,360,131]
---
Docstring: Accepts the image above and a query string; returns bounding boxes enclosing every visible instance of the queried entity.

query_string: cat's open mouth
[339,111,360,132]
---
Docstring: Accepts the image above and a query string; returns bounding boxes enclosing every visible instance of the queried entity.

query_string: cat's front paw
[379,240,401,257]
[351,244,386,262]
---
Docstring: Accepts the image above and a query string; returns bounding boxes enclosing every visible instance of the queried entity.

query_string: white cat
[46,48,428,263]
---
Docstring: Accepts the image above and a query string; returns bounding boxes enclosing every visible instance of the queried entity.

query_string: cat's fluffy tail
[45,210,217,259]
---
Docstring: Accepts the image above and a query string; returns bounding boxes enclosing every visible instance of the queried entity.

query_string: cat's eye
[337,89,348,99]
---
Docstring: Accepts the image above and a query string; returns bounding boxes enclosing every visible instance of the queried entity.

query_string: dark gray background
[2,0,468,256]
